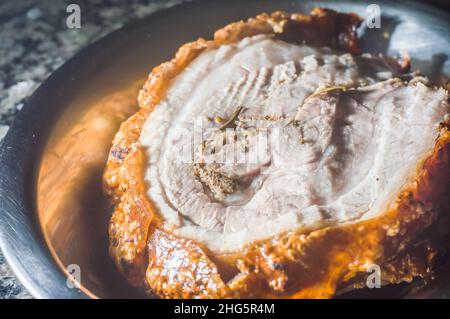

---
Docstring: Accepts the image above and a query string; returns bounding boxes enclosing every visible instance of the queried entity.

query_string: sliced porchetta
[104,8,450,298]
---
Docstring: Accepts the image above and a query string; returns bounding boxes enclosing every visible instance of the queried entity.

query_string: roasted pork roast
[104,8,450,298]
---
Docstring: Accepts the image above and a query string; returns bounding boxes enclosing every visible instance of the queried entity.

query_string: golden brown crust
[104,109,154,286]
[146,229,228,298]
[104,8,450,298]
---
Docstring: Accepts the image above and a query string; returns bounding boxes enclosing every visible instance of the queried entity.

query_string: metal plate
[0,0,449,299]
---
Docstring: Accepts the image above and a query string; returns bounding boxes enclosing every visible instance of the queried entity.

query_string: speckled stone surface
[0,0,184,299]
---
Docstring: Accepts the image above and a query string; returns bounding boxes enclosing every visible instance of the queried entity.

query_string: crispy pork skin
[104,9,450,298]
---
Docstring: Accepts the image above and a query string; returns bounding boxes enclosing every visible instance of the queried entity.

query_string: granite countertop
[0,0,183,299]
